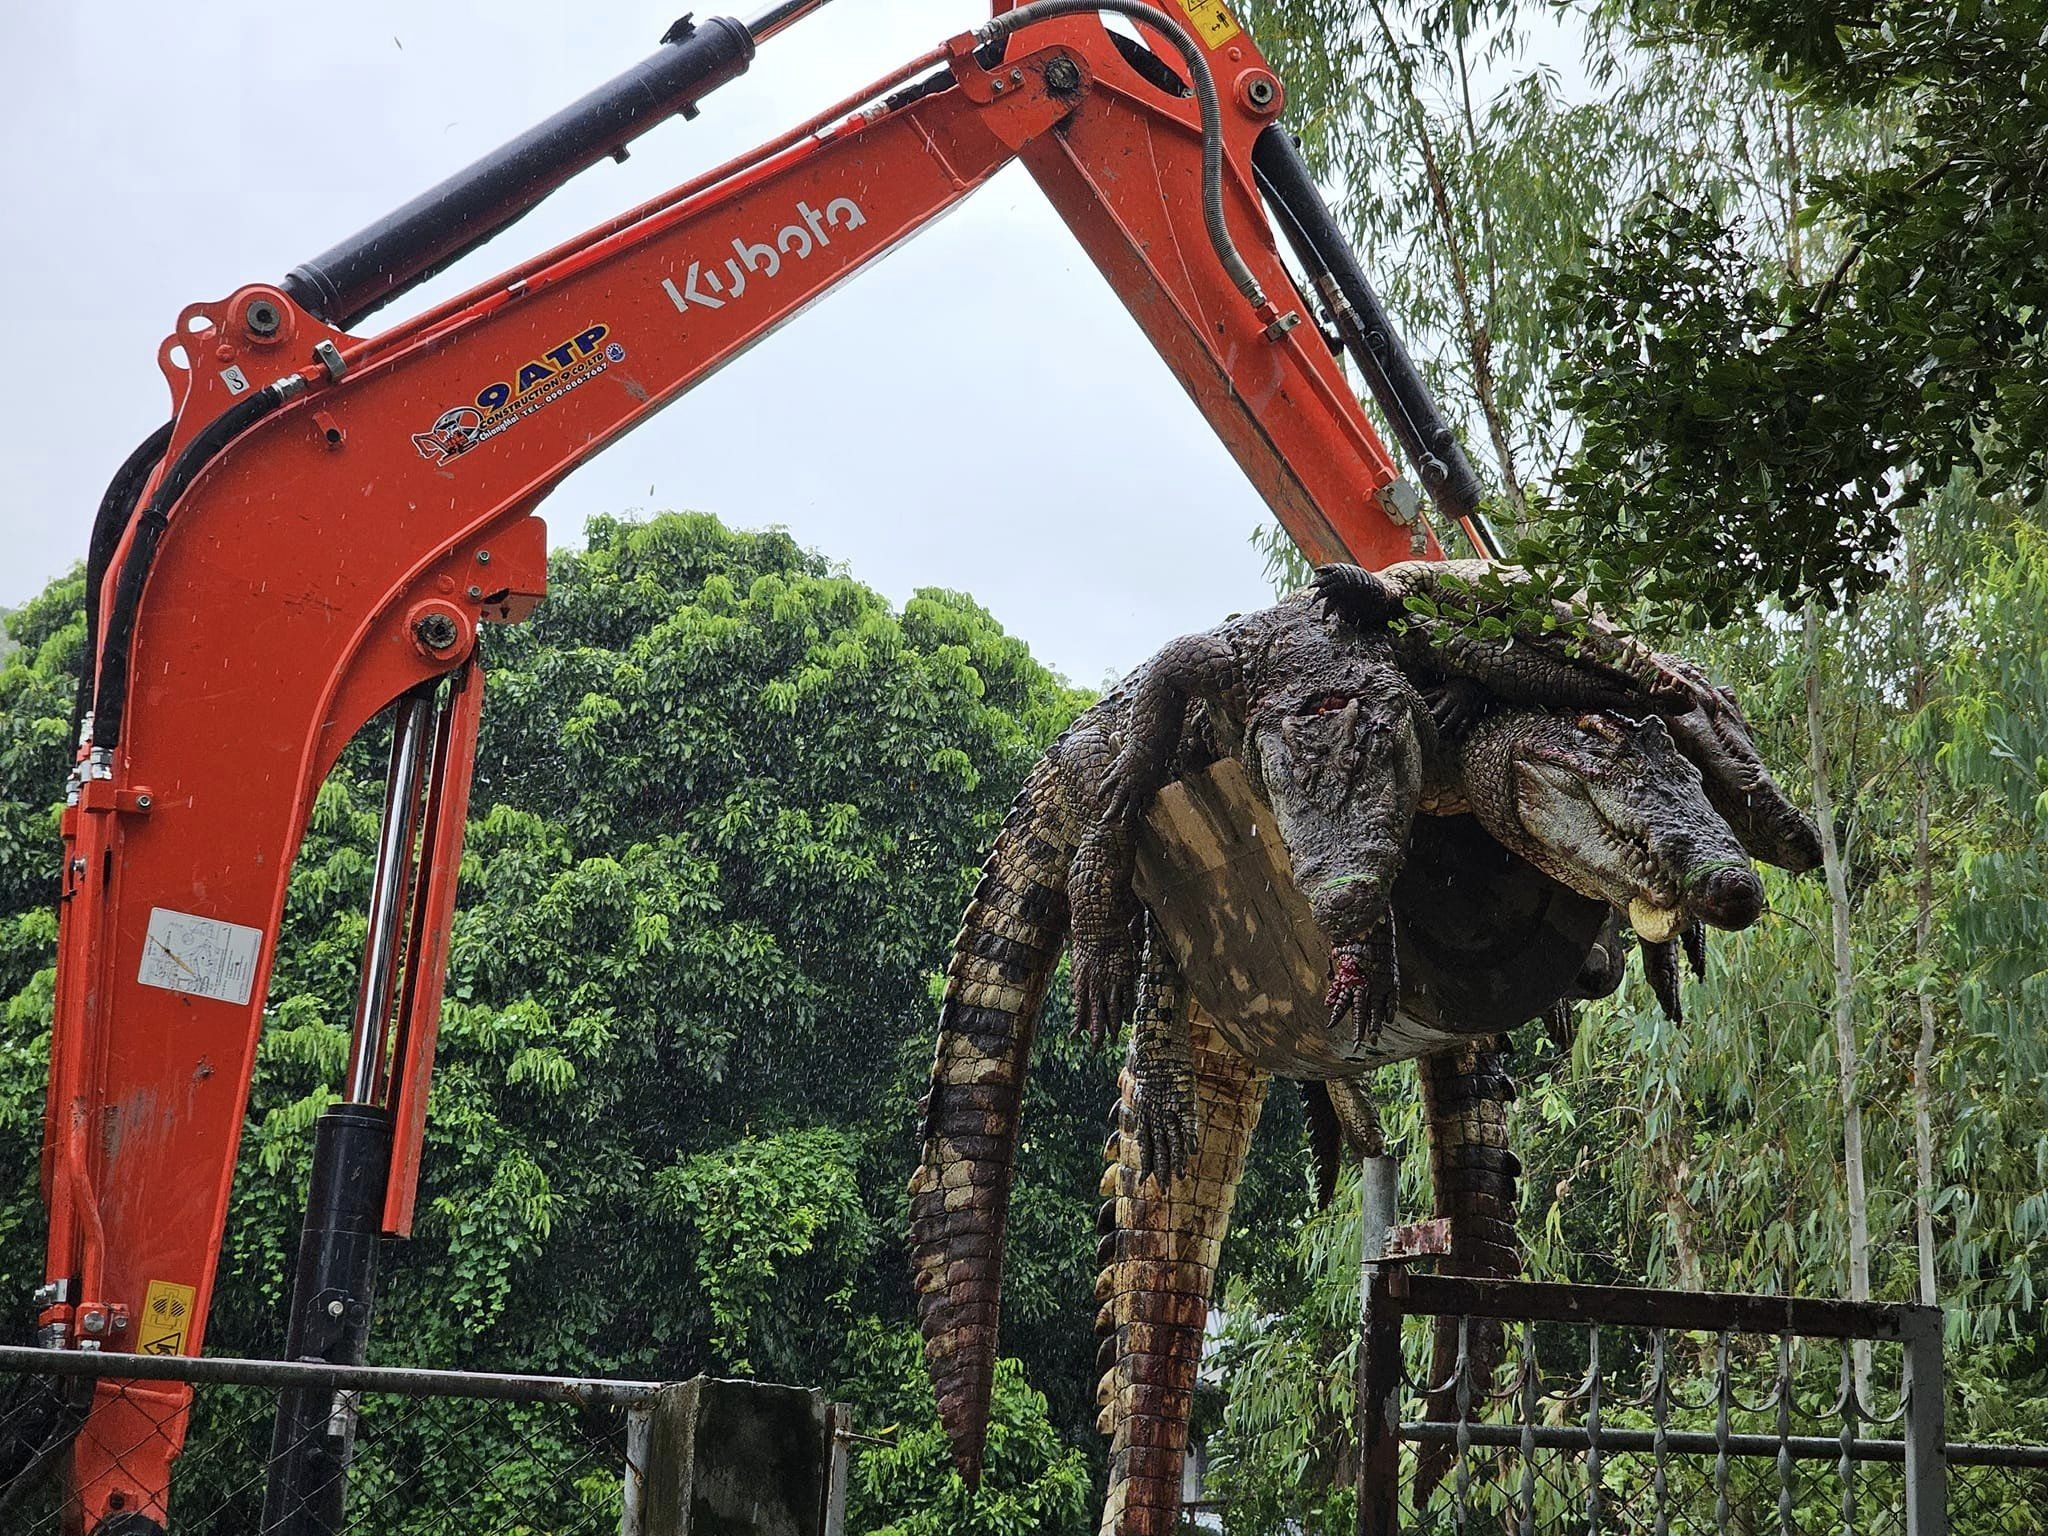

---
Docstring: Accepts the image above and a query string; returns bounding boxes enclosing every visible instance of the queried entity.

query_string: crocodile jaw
[1628,896,1683,943]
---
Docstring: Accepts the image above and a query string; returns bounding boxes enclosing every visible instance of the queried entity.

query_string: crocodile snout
[1692,864,1764,930]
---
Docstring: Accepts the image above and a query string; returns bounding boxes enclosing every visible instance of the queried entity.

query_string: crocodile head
[1658,657,1823,873]
[1457,708,1765,941]
[1249,683,1427,942]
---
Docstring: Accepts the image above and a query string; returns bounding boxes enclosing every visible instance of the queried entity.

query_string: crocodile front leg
[1097,1006,1267,1536]
[1101,630,1240,824]
[1317,559,1692,716]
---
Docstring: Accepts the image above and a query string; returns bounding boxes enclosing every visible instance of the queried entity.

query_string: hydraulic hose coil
[975,0,1268,310]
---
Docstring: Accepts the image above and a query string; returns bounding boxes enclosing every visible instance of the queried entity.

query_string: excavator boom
[25,2,1483,1528]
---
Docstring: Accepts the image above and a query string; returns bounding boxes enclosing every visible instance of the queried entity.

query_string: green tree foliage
[0,515,1108,1532]
[1550,0,2048,621]
[839,1324,1092,1536]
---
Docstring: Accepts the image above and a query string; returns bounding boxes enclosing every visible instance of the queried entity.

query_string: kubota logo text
[660,196,869,313]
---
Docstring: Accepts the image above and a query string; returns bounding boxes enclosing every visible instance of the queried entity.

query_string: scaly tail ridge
[1096,1008,1266,1536]
[909,762,1072,1485]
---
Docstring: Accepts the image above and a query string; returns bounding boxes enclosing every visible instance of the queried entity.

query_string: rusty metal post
[620,1400,653,1536]
[822,1402,850,1536]
[1900,1305,1948,1535]
[1356,1154,1402,1536]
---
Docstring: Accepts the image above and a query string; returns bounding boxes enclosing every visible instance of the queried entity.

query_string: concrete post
[622,1377,846,1536]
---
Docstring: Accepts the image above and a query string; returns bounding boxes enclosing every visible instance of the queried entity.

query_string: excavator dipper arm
[31,3,1467,1528]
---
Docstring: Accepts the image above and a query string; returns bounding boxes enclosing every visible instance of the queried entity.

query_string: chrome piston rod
[344,689,438,1105]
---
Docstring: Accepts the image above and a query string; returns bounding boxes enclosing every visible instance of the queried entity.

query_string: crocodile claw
[1681,923,1708,978]
[1131,1072,1198,1186]
[1070,941,1135,1049]
[1641,936,1683,1023]
[1543,997,1577,1051]
[1326,927,1399,1046]
[1426,676,1493,738]
[1311,563,1400,629]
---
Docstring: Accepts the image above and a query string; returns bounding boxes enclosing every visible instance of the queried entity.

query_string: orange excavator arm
[28,2,1486,1529]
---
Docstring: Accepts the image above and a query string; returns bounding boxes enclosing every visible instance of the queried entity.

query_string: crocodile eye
[1295,692,1355,716]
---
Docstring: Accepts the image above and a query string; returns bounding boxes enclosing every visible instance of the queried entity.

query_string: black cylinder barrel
[261,1104,393,1536]
[1250,124,1488,533]
[282,14,755,329]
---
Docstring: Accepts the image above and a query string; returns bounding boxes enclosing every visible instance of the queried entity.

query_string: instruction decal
[138,907,263,1006]
[1174,0,1241,46]
[138,1280,196,1356]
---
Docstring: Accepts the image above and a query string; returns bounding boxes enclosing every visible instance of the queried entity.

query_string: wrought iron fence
[1356,1272,2048,1535]
[0,1344,848,1535]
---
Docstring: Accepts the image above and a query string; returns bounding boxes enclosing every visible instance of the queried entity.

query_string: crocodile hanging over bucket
[908,573,1818,1524]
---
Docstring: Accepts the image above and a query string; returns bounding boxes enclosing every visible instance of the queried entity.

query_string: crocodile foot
[1426,676,1493,738]
[1681,922,1708,978]
[1100,743,1156,826]
[1641,935,1683,1023]
[1310,562,1400,628]
[1326,926,1398,1046]
[1070,938,1136,1050]
[1131,1067,1199,1186]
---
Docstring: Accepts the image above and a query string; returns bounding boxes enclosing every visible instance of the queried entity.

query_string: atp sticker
[413,324,627,464]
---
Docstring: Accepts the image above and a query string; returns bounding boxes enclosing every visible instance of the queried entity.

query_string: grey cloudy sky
[0,1,1380,685]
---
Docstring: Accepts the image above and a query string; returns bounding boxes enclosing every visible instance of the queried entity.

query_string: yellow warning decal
[137,1280,196,1357]
[1174,0,1242,47]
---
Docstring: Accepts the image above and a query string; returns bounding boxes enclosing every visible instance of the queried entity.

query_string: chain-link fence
[1355,1272,2048,1535]
[0,1345,847,1535]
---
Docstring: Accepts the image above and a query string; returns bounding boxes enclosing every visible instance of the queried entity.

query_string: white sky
[0,0,1348,687]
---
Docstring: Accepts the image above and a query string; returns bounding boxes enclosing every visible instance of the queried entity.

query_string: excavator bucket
[1135,760,1602,1077]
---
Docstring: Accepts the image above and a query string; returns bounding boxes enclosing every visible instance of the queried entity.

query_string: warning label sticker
[137,908,263,1006]
[138,1280,196,1356]
[1174,0,1241,46]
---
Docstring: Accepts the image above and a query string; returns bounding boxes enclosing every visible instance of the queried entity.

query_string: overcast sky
[0,1,1386,685]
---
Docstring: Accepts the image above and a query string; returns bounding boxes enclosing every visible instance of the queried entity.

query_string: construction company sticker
[412,323,627,465]
[138,1280,196,1356]
[137,907,263,1006]
[1174,0,1241,46]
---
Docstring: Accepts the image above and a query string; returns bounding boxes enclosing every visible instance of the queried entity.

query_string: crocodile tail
[909,760,1072,1487]
[1097,1011,1267,1536]
[1415,1041,1521,1506]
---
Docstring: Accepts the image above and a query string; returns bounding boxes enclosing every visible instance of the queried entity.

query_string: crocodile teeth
[1629,898,1682,943]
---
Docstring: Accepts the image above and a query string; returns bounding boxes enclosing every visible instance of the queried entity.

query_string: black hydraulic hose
[74,419,173,747]
[1249,124,1495,548]
[93,383,296,751]
[975,0,1269,311]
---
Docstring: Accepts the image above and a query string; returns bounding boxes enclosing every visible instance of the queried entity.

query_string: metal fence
[1356,1272,2048,1535]
[0,1345,848,1535]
